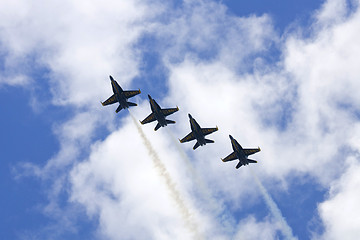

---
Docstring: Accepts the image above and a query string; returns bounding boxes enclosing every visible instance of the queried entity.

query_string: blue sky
[224,0,323,29]
[1,0,360,239]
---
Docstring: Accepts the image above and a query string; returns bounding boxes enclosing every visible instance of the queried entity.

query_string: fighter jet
[179,114,218,150]
[101,75,141,113]
[222,135,261,169]
[140,95,179,131]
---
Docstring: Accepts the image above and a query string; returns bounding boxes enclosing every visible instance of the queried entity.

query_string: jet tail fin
[115,105,123,113]
[127,101,137,107]
[165,120,176,125]
[248,159,257,164]
[193,142,200,150]
[236,162,243,169]
[154,123,161,131]
[205,139,214,144]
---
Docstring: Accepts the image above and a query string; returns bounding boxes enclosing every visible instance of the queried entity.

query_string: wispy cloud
[4,0,360,239]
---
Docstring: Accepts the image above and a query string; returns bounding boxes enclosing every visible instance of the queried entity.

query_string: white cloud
[316,159,360,240]
[315,0,350,26]
[153,0,277,70]
[69,116,213,239]
[0,74,30,86]
[0,0,162,104]
[233,215,279,240]
[1,1,167,238]
[5,0,360,239]
[161,0,360,238]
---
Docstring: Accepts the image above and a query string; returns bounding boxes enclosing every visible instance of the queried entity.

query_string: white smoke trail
[249,167,297,240]
[165,129,199,184]
[129,113,203,240]
[165,128,236,236]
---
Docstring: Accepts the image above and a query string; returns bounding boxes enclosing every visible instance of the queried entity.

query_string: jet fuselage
[230,135,250,166]
[149,95,167,127]
[189,114,206,146]
[110,76,129,108]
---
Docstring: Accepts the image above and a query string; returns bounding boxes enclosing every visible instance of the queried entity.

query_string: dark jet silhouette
[222,135,260,169]
[140,95,179,131]
[179,114,218,150]
[101,75,141,113]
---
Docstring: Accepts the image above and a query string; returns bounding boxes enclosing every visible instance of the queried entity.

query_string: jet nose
[109,75,114,81]
[148,94,152,100]
[229,135,233,139]
[188,113,192,119]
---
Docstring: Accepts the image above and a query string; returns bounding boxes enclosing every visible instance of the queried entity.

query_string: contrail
[129,113,203,240]
[165,128,216,204]
[165,128,236,236]
[165,129,199,184]
[249,168,297,240]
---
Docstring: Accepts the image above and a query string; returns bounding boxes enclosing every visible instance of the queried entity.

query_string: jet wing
[161,107,179,117]
[140,113,156,125]
[123,90,141,99]
[201,127,218,136]
[243,148,261,156]
[102,94,117,106]
[179,132,196,143]
[222,152,237,162]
